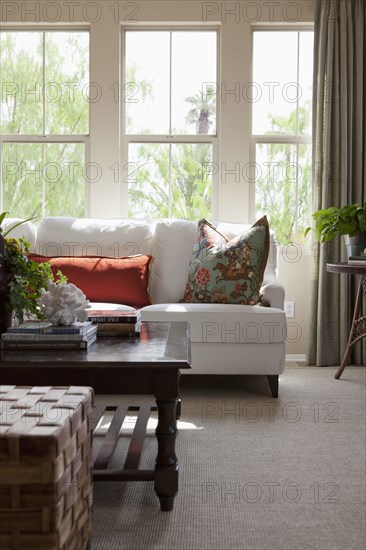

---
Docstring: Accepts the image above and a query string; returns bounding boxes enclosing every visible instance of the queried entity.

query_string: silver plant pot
[344,233,366,257]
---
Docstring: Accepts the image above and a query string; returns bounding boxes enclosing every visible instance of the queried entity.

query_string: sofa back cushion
[34,217,153,257]
[1,218,36,249]
[149,218,278,303]
[149,219,198,303]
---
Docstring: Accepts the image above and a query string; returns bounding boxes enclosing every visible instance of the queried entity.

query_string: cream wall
[277,249,312,358]
[1,0,314,356]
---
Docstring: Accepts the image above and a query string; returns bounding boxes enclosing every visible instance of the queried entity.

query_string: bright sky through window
[252,31,313,135]
[125,30,217,135]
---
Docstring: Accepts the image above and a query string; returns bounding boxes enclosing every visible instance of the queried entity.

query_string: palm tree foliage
[185,87,216,135]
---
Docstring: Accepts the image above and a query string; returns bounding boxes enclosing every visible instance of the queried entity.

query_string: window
[123,29,218,221]
[0,30,89,218]
[252,29,314,245]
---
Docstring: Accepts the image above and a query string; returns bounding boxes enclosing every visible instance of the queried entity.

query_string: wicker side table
[327,262,366,379]
[0,385,94,550]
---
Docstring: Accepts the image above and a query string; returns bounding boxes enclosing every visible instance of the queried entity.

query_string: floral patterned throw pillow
[183,216,270,305]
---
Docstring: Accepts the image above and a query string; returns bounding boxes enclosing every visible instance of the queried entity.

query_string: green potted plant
[0,212,66,332]
[305,202,366,256]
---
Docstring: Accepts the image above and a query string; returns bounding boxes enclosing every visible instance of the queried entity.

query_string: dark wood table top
[326,262,366,275]
[0,321,191,369]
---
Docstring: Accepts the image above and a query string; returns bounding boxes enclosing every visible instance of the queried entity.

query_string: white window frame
[249,24,314,240]
[121,25,220,220]
[0,26,91,216]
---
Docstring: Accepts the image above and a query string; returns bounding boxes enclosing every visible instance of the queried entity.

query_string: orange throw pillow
[29,254,152,308]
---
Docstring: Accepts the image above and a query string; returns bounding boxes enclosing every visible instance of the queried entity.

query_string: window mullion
[1,136,88,143]
[168,143,172,217]
[41,143,45,218]
[169,31,173,136]
[296,32,300,137]
[252,135,311,145]
[295,144,299,239]
[126,135,216,144]
[43,32,46,136]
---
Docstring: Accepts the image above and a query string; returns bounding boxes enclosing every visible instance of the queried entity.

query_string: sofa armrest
[260,282,285,310]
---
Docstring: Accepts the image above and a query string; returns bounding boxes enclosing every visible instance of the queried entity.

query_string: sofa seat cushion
[140,303,286,344]
[88,303,137,312]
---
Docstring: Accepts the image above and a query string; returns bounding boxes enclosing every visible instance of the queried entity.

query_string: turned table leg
[154,398,179,511]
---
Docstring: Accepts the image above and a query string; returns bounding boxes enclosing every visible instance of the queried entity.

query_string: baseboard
[286,354,306,362]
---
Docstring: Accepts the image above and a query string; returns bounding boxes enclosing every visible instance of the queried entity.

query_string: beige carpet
[92,366,366,550]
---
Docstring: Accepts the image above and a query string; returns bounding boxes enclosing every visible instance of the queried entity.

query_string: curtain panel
[309,0,366,366]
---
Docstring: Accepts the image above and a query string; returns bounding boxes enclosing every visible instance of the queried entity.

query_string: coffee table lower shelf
[92,402,177,511]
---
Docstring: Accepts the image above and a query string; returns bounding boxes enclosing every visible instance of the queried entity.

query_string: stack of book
[347,255,366,265]
[1,321,98,350]
[87,309,141,336]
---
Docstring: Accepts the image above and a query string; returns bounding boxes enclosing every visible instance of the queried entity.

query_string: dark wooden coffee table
[0,321,191,511]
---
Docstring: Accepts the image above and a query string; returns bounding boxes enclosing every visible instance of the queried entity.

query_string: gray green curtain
[308,0,366,366]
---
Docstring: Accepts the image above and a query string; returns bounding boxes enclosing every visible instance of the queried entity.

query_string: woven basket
[0,385,94,550]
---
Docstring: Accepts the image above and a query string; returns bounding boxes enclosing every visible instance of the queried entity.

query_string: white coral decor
[37,281,91,326]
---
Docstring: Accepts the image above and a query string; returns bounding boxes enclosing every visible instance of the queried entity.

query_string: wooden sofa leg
[267,375,279,398]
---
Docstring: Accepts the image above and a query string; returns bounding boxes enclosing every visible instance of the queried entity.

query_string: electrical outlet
[284,301,295,318]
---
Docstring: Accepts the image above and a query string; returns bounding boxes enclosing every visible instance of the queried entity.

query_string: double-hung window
[123,28,218,221]
[0,30,89,219]
[252,28,314,245]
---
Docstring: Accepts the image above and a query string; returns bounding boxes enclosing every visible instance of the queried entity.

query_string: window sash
[122,27,219,139]
[0,136,90,216]
[251,27,314,139]
[250,26,313,238]
[0,28,90,215]
[0,29,90,138]
[122,26,220,220]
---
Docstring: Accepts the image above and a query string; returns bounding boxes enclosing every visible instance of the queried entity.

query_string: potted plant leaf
[0,212,66,332]
[305,202,366,257]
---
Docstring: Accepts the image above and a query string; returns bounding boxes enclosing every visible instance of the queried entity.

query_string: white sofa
[4,216,287,396]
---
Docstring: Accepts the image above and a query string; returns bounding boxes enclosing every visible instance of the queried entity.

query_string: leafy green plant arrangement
[0,212,67,324]
[305,202,366,242]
